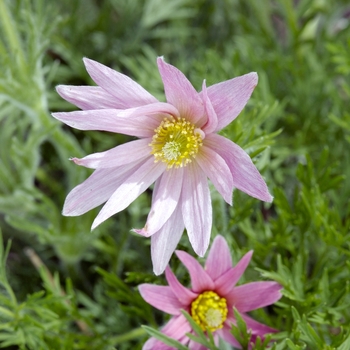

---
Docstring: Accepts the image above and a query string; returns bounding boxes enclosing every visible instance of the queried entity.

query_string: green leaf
[337,334,350,350]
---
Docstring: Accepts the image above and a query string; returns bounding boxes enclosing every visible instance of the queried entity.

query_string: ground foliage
[0,0,350,349]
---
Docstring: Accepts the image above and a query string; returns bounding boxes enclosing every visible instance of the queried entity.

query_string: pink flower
[52,58,272,274]
[139,235,282,349]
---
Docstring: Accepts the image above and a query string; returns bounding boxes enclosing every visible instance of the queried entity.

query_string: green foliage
[0,0,350,348]
[0,232,68,349]
[230,308,250,349]
[229,308,273,350]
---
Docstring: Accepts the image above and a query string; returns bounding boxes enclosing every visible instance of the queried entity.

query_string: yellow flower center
[191,291,228,332]
[150,117,203,169]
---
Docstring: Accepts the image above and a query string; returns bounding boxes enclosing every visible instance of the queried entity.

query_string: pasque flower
[52,57,272,274]
[139,235,282,349]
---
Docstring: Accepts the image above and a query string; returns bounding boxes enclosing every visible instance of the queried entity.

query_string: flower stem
[109,327,147,344]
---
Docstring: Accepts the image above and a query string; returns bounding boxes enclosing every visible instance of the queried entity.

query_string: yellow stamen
[150,117,203,169]
[191,291,228,332]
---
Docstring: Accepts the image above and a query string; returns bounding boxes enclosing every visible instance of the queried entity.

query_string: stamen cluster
[191,291,228,332]
[150,117,203,169]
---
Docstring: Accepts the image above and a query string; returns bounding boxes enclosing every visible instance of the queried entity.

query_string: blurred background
[0,0,350,349]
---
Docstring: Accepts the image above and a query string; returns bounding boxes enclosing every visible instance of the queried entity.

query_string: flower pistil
[191,291,228,332]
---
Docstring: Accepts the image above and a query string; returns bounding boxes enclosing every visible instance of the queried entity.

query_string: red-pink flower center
[191,291,228,332]
[150,117,203,169]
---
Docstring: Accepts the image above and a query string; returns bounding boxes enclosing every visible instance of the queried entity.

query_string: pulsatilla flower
[139,235,282,349]
[52,57,272,274]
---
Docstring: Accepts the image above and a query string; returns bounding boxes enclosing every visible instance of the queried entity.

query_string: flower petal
[216,326,242,349]
[161,314,191,341]
[91,157,166,229]
[52,102,179,137]
[205,72,258,132]
[227,281,282,312]
[83,58,158,108]
[195,146,233,205]
[71,138,152,169]
[215,251,253,296]
[62,161,141,216]
[142,167,184,236]
[56,85,118,110]
[165,266,197,305]
[242,314,279,335]
[204,134,273,202]
[188,340,207,350]
[181,162,212,257]
[138,284,183,315]
[201,80,218,134]
[205,235,232,281]
[150,204,185,275]
[143,314,191,350]
[175,250,214,293]
[142,338,172,350]
[52,109,162,137]
[116,102,179,119]
[157,57,204,125]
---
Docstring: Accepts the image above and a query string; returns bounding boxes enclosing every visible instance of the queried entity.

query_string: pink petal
[143,314,191,350]
[142,167,184,236]
[227,282,282,313]
[83,58,158,108]
[175,250,214,293]
[157,57,204,125]
[181,162,212,257]
[216,326,242,349]
[71,138,152,169]
[91,157,166,229]
[204,134,273,202]
[205,72,258,132]
[188,340,207,350]
[242,314,279,335]
[160,314,191,339]
[215,251,253,296]
[62,161,141,216]
[52,110,161,138]
[116,102,179,119]
[195,146,233,205]
[56,85,118,110]
[205,235,232,281]
[138,284,183,315]
[200,80,218,134]
[142,338,172,350]
[165,267,197,305]
[53,101,180,138]
[225,314,278,338]
[150,204,185,275]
